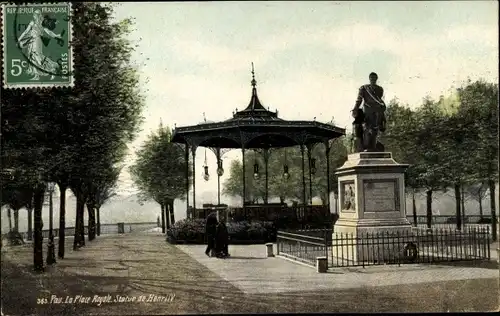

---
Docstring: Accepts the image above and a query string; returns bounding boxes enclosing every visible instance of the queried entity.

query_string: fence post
[117,223,125,234]
[266,243,274,257]
[324,230,328,267]
[486,226,490,260]
[316,256,327,273]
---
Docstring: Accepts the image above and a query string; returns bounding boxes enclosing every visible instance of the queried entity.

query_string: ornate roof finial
[251,62,256,88]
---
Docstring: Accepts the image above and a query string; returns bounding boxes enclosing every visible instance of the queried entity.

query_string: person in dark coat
[205,212,218,257]
[214,221,230,258]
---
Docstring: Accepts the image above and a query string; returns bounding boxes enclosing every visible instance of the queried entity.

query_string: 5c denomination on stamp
[2,2,74,88]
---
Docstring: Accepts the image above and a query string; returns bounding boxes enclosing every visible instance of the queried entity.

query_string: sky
[111,1,499,199]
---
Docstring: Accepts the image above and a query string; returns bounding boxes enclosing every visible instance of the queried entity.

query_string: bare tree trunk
[80,200,86,246]
[33,185,45,272]
[13,209,19,232]
[455,184,462,230]
[169,200,175,226]
[74,198,82,250]
[412,191,417,227]
[461,185,466,226]
[58,184,67,259]
[479,197,483,220]
[87,203,96,241]
[73,193,86,250]
[7,208,12,232]
[27,208,33,241]
[96,207,101,236]
[160,203,166,233]
[165,201,170,230]
[334,195,338,214]
[489,180,497,241]
[426,190,433,229]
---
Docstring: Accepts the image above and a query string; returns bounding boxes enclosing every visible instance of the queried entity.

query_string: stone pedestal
[332,152,412,263]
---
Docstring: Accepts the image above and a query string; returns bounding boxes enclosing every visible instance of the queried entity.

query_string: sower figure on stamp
[351,72,387,152]
[17,10,64,81]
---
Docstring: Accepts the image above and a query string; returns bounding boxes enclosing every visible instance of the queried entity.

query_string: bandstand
[171,65,345,227]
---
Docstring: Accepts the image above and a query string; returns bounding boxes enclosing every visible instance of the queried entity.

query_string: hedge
[167,219,276,244]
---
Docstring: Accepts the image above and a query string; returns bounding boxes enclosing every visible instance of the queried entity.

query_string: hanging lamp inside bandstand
[253,150,259,180]
[217,159,224,177]
[283,148,290,180]
[203,149,210,181]
[310,158,316,175]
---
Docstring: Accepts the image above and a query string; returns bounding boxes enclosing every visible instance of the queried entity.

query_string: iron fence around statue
[329,227,491,268]
[276,226,491,270]
[407,215,492,226]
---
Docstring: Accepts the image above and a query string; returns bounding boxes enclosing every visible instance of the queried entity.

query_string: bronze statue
[352,72,387,152]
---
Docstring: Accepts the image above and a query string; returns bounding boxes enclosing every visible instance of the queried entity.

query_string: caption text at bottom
[37,294,176,306]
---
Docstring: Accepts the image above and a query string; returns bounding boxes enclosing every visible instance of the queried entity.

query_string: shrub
[477,217,492,224]
[167,219,275,244]
[167,219,205,243]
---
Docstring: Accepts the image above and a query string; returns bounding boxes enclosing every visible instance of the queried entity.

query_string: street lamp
[46,182,56,265]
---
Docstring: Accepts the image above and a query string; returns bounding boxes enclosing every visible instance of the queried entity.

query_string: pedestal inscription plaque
[363,179,398,212]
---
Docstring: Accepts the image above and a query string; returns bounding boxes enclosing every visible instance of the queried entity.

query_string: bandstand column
[242,147,246,217]
[264,148,270,204]
[191,146,197,218]
[216,148,221,205]
[307,144,313,205]
[300,145,306,207]
[325,141,331,213]
[185,144,190,218]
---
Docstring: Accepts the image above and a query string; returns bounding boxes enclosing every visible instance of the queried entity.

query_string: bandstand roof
[171,65,345,149]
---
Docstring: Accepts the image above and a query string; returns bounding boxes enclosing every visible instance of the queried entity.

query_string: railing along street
[3,222,159,241]
[276,230,329,267]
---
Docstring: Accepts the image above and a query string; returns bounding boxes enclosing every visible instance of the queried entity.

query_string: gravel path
[1,233,498,315]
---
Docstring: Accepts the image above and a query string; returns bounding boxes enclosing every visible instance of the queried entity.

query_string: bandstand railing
[192,203,336,229]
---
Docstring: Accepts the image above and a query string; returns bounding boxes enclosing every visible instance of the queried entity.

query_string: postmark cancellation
[2,2,74,88]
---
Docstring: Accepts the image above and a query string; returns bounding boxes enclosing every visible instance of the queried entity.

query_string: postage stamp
[2,2,73,88]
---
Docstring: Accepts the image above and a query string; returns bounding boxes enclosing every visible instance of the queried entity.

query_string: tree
[1,87,54,271]
[457,80,498,239]
[465,183,488,219]
[224,146,308,204]
[267,147,304,204]
[86,165,120,241]
[440,111,477,230]
[92,167,119,236]
[65,2,145,250]
[379,99,423,225]
[130,123,191,231]
[411,98,449,228]
[309,138,348,211]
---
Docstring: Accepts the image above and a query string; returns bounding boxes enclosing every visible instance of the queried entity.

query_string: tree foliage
[0,2,145,268]
[130,123,192,224]
[379,81,498,232]
[222,140,349,205]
